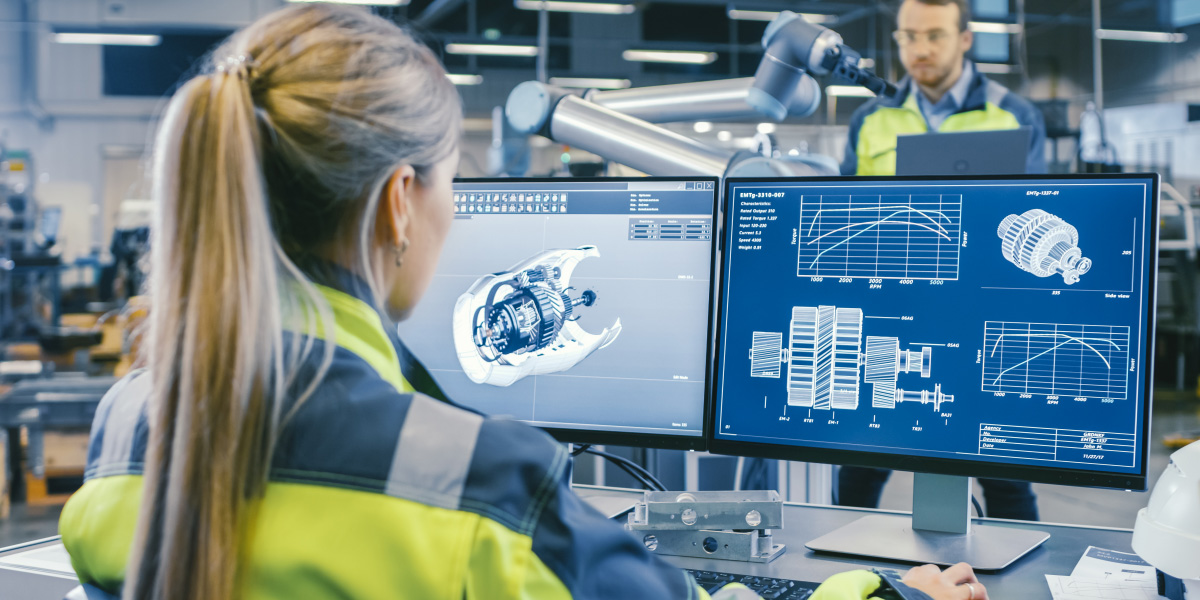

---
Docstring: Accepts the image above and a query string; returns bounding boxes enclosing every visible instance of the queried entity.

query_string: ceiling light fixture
[1096,29,1187,43]
[622,49,717,65]
[515,0,634,14]
[549,77,632,89]
[446,43,539,57]
[727,9,834,24]
[287,0,409,5]
[968,21,1022,34]
[53,32,161,46]
[975,63,1017,74]
[694,121,713,133]
[446,74,484,85]
[756,123,777,134]
[825,85,875,98]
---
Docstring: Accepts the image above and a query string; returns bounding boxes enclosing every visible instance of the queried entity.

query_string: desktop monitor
[711,174,1159,568]
[398,177,719,450]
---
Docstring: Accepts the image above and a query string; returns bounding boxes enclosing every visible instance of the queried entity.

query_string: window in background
[102,31,232,97]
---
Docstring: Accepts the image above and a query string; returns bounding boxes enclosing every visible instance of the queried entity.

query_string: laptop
[895,127,1031,176]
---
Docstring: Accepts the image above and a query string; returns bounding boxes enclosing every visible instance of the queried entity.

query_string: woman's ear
[378,165,417,247]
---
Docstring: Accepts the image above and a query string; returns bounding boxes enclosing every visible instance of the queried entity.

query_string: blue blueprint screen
[714,177,1155,476]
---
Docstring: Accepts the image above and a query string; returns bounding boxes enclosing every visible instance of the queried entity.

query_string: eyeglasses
[892,29,957,46]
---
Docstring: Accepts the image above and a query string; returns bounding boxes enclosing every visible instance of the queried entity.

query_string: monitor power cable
[570,444,667,492]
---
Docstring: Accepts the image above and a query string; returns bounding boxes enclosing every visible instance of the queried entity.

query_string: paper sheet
[1071,547,1159,585]
[1047,575,1163,600]
[0,543,79,580]
[1046,546,1166,600]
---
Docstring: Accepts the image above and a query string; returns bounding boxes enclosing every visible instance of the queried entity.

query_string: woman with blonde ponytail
[55,4,712,599]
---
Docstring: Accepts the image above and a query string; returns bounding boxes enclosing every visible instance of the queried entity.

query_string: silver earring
[394,238,409,267]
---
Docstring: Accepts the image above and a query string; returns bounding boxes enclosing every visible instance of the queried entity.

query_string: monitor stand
[804,473,1050,571]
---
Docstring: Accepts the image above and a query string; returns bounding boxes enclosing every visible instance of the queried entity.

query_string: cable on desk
[971,495,985,518]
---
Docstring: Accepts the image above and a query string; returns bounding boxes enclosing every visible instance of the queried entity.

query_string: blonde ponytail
[128,65,284,599]
[126,5,461,599]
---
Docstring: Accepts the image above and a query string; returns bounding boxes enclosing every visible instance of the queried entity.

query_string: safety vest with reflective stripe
[840,67,1047,177]
[59,267,707,599]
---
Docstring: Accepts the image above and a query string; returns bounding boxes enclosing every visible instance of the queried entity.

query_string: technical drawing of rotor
[452,246,621,387]
[863,336,931,409]
[997,209,1092,285]
[749,305,954,413]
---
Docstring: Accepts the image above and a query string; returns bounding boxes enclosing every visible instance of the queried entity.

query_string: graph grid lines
[981,321,1130,399]
[797,194,962,280]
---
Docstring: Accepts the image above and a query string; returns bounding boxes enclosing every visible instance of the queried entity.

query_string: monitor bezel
[708,173,1160,490]
[444,176,721,451]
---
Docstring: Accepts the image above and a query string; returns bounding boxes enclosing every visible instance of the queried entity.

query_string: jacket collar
[296,256,452,403]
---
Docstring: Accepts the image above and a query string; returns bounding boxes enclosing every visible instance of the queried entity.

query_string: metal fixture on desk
[626,490,786,563]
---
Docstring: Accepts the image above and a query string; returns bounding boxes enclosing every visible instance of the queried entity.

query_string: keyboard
[687,569,818,599]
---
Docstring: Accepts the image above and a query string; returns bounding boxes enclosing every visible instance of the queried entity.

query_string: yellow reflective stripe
[940,102,1021,132]
[61,477,573,599]
[59,475,143,593]
[466,517,572,599]
[285,283,412,393]
[856,106,926,176]
[244,481,479,598]
[855,102,1022,176]
[902,92,921,114]
[810,569,884,600]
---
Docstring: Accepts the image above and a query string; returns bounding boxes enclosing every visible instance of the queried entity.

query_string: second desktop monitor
[399,177,719,450]
[710,174,1158,491]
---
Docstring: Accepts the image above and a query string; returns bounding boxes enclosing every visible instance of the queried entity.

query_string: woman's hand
[901,563,988,600]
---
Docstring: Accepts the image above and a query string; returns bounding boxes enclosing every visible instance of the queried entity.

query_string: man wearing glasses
[837,0,1043,522]
[839,0,1046,177]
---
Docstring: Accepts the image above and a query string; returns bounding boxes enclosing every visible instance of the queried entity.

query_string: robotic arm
[749,11,896,120]
[505,11,897,177]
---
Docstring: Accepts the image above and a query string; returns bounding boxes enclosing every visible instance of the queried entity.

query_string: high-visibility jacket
[59,265,710,599]
[840,65,1046,176]
[58,265,939,599]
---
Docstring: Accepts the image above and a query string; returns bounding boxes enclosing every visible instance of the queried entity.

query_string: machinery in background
[1030,101,1200,389]
[0,147,64,340]
[111,199,152,302]
[506,11,895,178]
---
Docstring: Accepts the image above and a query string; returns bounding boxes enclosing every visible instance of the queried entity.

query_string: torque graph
[797,194,962,280]
[982,321,1130,399]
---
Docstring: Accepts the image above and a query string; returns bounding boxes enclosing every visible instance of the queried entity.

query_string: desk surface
[574,486,1135,599]
[0,537,79,599]
[1,486,1136,599]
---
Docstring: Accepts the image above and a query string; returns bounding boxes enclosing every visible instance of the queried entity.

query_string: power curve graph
[798,194,962,280]
[981,321,1130,399]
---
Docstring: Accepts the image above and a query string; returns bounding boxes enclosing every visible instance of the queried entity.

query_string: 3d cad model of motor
[749,305,953,412]
[997,208,1092,285]
[453,245,622,387]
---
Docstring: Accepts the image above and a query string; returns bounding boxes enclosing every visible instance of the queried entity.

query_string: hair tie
[216,54,258,80]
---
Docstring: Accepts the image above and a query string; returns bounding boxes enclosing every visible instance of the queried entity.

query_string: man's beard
[910,60,957,90]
